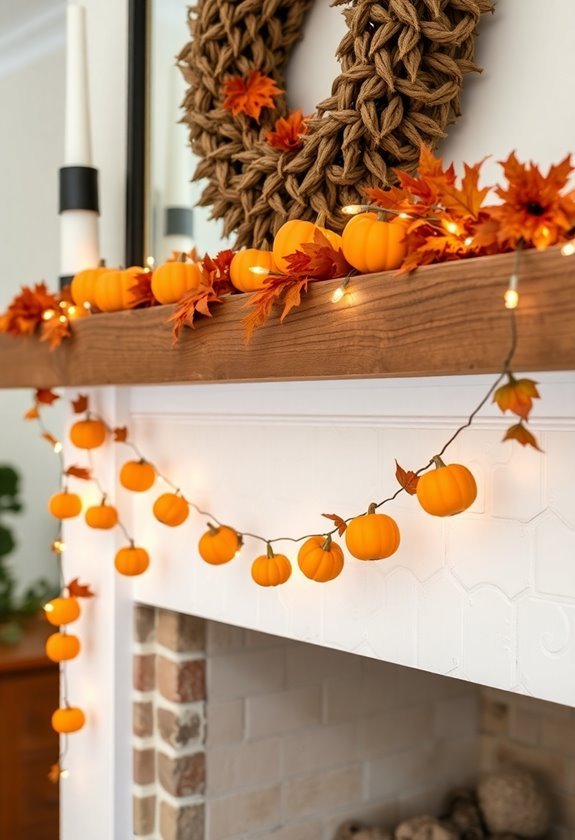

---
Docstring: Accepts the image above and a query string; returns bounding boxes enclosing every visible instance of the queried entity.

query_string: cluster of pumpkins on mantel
[69,211,408,312]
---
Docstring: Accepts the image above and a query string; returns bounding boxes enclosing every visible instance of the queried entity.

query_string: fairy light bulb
[464,236,474,247]
[42,309,56,321]
[342,204,365,216]
[331,277,350,303]
[504,288,519,309]
[44,603,54,614]
[83,301,92,311]
[561,239,575,257]
[444,220,460,235]
[60,769,69,780]
[52,539,66,553]
[53,442,63,454]
[146,255,155,270]
[249,265,270,276]
[59,315,68,324]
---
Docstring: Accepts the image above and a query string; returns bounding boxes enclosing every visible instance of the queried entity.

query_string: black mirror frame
[125,0,148,267]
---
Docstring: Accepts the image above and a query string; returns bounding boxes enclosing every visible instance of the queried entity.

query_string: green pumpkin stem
[432,456,446,469]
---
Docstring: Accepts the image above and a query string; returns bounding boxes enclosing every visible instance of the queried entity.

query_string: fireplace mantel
[1,247,574,389]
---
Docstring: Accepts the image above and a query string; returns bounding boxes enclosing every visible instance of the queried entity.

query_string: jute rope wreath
[178,0,493,249]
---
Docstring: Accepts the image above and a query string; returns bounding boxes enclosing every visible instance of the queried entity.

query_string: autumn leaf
[395,460,419,495]
[128,269,158,309]
[40,314,71,350]
[490,152,575,249]
[437,161,489,219]
[24,406,40,420]
[222,71,282,122]
[48,763,62,784]
[493,375,540,421]
[35,389,59,406]
[169,284,227,341]
[42,432,60,448]
[0,282,59,337]
[265,109,308,153]
[201,249,235,293]
[65,465,92,481]
[67,578,95,598]
[242,275,309,342]
[322,512,348,536]
[284,230,351,279]
[113,426,128,442]
[72,394,89,414]
[502,422,543,452]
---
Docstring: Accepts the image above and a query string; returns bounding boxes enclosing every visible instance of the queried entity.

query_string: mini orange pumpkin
[153,493,189,527]
[151,254,202,304]
[416,457,477,517]
[93,266,144,312]
[45,632,81,662]
[345,504,400,560]
[49,491,82,519]
[70,260,109,308]
[115,544,150,576]
[44,596,80,626]
[69,418,107,449]
[52,706,85,734]
[230,248,276,293]
[85,500,118,530]
[297,535,344,582]
[120,460,156,492]
[342,212,407,274]
[273,215,342,273]
[198,524,241,565]
[251,544,292,587]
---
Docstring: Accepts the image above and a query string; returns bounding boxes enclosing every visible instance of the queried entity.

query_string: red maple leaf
[128,270,158,309]
[395,461,419,495]
[502,422,543,452]
[36,388,60,405]
[65,465,92,481]
[67,578,95,598]
[113,426,128,443]
[222,71,282,122]
[71,394,89,414]
[265,110,308,153]
[284,230,351,279]
[493,375,540,421]
[0,283,59,337]
[321,512,348,536]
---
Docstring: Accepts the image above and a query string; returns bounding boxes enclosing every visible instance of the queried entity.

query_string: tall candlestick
[59,3,100,289]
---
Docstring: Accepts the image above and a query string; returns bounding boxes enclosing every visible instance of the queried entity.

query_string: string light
[60,769,69,780]
[561,239,575,256]
[54,441,63,453]
[44,603,54,613]
[146,256,155,270]
[464,236,474,247]
[443,220,460,235]
[331,277,350,303]
[504,272,519,309]
[42,309,56,321]
[249,265,270,276]
[52,539,66,553]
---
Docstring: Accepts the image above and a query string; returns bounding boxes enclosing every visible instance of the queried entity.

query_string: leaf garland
[493,374,542,451]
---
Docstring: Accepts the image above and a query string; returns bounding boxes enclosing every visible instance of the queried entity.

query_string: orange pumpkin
[52,706,85,734]
[69,418,107,449]
[345,504,400,560]
[115,545,150,576]
[120,460,156,492]
[153,493,189,527]
[416,457,477,517]
[198,524,241,565]
[297,535,344,582]
[273,216,342,273]
[230,248,276,292]
[85,500,118,530]
[251,545,292,587]
[70,260,108,308]
[44,596,80,626]
[45,632,81,662]
[93,266,144,312]
[341,212,407,273]
[49,491,82,519]
[151,255,202,304]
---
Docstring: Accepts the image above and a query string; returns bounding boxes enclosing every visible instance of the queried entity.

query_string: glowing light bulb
[249,265,270,276]
[504,288,519,309]
[146,256,155,270]
[44,603,54,613]
[444,220,460,235]
[59,315,68,324]
[42,309,56,321]
[60,769,69,779]
[52,539,66,553]
[342,204,364,215]
[67,306,77,317]
[561,240,575,257]
[53,442,63,454]
[331,286,346,303]
[83,301,92,311]
[398,212,410,220]
[59,301,68,310]
[464,237,474,247]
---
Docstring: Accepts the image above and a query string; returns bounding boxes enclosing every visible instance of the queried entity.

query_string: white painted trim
[0,3,66,79]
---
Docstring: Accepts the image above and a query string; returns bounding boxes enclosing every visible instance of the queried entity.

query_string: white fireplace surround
[60,372,575,839]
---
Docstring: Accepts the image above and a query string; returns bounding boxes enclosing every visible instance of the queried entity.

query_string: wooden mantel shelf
[0,247,574,388]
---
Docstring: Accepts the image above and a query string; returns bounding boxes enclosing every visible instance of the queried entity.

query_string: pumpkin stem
[129,539,135,548]
[100,494,108,505]
[432,456,446,469]
[315,210,327,228]
[98,258,106,268]
[376,210,389,222]
[367,502,378,515]
[178,252,187,263]
[207,522,218,535]
[266,542,275,559]
[321,534,332,551]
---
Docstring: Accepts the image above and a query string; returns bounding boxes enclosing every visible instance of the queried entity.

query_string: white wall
[0,23,65,595]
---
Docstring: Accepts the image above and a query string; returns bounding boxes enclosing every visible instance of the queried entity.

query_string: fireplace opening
[132,606,574,840]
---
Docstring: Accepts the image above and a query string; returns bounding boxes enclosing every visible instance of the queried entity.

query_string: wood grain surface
[0,246,573,388]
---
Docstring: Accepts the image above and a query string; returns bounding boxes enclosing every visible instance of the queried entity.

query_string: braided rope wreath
[177,0,493,250]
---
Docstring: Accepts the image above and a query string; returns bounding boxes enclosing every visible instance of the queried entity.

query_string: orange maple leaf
[71,394,89,414]
[201,250,235,293]
[36,388,60,405]
[169,284,227,341]
[502,422,542,452]
[65,465,92,481]
[437,161,490,219]
[40,315,71,350]
[24,406,40,420]
[395,460,419,495]
[222,71,282,123]
[0,282,59,337]
[67,578,95,598]
[128,270,157,309]
[113,426,128,442]
[490,152,575,249]
[493,375,540,421]
[42,432,59,448]
[242,275,309,342]
[321,512,348,536]
[284,230,351,279]
[265,109,308,153]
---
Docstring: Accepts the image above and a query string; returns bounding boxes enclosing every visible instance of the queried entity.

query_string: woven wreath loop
[178,0,493,249]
